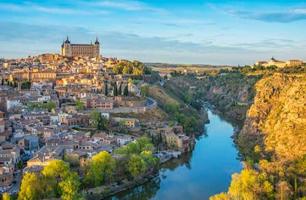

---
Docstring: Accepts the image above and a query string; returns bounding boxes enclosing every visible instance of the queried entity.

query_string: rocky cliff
[239,73,306,162]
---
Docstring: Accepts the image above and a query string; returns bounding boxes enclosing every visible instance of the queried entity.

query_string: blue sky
[1,0,306,65]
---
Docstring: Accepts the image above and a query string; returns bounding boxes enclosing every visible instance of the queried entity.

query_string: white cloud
[0,2,109,16]
[84,0,166,13]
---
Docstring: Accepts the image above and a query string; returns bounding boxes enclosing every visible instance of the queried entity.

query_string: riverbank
[84,151,183,200]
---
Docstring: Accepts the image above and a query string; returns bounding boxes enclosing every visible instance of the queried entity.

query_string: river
[109,110,242,200]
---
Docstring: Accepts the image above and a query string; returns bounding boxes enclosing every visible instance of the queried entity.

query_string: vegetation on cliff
[143,84,206,134]
[166,72,259,124]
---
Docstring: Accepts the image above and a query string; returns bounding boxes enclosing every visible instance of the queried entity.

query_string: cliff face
[239,73,306,162]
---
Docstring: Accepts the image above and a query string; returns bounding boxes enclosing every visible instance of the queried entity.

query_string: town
[0,38,195,199]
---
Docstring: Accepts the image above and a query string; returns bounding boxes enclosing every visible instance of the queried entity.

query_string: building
[12,69,56,82]
[256,57,304,68]
[286,59,304,67]
[112,117,139,128]
[61,37,100,58]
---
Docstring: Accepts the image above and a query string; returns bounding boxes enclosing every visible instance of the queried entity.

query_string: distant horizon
[1,50,305,67]
[1,0,306,65]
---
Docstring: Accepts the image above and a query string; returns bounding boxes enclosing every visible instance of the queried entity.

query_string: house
[163,131,192,152]
[27,145,65,167]
[0,143,20,165]
[116,135,134,146]
[112,117,139,128]
[92,132,116,145]
[17,135,40,153]
[0,164,14,188]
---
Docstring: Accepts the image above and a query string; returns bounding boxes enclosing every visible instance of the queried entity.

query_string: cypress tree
[123,85,129,96]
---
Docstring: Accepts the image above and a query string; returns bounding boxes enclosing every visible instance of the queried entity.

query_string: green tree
[21,81,31,89]
[75,100,85,111]
[118,82,122,95]
[113,82,118,96]
[90,110,101,128]
[104,81,108,96]
[140,150,158,169]
[18,173,44,200]
[45,101,56,112]
[90,110,109,130]
[123,85,129,96]
[128,154,147,178]
[140,85,149,97]
[85,151,116,187]
[59,172,81,200]
[115,137,154,156]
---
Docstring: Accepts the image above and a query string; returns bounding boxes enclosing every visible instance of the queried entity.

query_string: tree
[90,110,109,130]
[210,169,274,200]
[123,85,129,96]
[18,173,44,200]
[75,100,85,111]
[115,137,154,156]
[90,110,100,128]
[113,82,118,96]
[140,150,158,170]
[118,82,122,95]
[84,151,116,187]
[41,160,70,196]
[45,101,56,112]
[228,169,274,200]
[123,65,132,74]
[140,85,149,97]
[21,81,31,89]
[104,81,108,96]
[59,172,81,200]
[209,193,229,200]
[2,193,11,200]
[128,154,147,178]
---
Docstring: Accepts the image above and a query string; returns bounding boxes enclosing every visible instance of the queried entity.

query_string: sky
[1,0,306,65]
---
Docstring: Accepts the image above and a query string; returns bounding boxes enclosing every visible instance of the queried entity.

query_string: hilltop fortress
[256,57,304,68]
[61,37,100,58]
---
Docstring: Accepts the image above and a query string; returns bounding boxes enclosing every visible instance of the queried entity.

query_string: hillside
[144,84,207,135]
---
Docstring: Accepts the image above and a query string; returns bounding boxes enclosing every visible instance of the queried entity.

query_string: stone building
[61,37,100,58]
[256,57,304,68]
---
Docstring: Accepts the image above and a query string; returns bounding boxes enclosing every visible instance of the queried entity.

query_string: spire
[65,36,70,44]
[95,37,99,44]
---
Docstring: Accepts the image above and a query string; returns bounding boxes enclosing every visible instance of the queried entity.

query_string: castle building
[61,37,100,58]
[256,57,304,68]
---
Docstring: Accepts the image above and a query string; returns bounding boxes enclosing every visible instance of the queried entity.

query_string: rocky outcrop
[239,73,306,162]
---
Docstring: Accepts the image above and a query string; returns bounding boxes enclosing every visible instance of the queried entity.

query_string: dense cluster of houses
[0,54,194,194]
